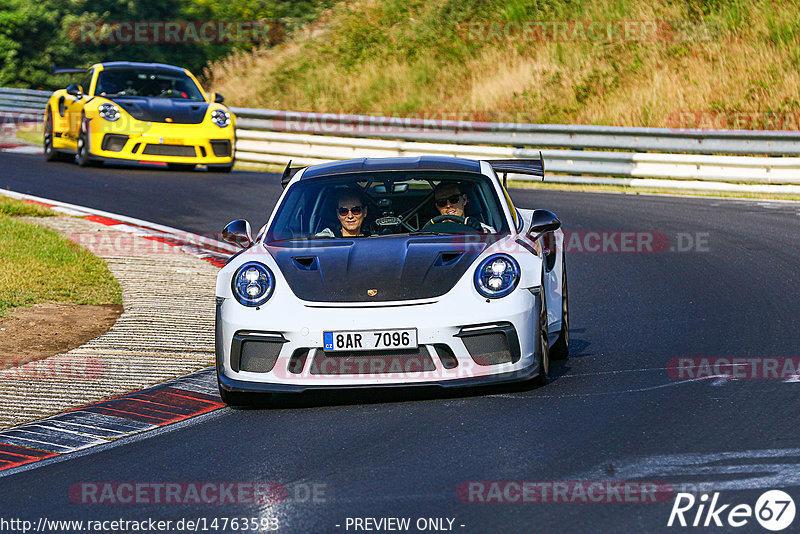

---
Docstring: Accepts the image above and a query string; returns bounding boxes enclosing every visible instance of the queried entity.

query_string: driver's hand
[464,216,483,231]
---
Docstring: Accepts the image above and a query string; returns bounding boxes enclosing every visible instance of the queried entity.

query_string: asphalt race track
[2,152,800,533]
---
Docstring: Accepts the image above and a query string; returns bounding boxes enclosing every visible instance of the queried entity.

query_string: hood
[266,234,504,303]
[108,97,209,124]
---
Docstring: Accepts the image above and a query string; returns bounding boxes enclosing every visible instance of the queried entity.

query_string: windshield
[266,172,510,243]
[95,68,205,101]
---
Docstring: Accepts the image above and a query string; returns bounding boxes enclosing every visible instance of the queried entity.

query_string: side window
[79,70,93,95]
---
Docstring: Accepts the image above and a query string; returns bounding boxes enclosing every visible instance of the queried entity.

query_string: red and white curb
[0,143,41,154]
[0,190,237,475]
[0,189,236,267]
[0,368,221,474]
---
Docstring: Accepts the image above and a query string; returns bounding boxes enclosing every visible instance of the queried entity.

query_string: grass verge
[15,128,42,146]
[0,196,55,217]
[0,198,122,316]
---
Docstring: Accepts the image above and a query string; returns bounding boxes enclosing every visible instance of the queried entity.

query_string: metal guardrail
[0,88,49,118]
[2,87,799,186]
[233,130,800,184]
[231,107,800,156]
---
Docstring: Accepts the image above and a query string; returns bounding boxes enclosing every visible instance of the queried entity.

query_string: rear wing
[53,66,88,75]
[487,153,545,185]
[280,160,306,188]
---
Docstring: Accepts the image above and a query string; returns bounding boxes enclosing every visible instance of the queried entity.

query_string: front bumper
[87,119,235,165]
[216,289,542,393]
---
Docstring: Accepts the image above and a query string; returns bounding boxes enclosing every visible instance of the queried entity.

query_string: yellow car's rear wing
[52,66,87,75]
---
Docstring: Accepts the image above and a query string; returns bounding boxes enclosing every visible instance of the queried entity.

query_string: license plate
[160,137,184,144]
[323,329,417,352]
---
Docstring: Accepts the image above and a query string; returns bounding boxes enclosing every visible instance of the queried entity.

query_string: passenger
[316,192,370,238]
[432,182,494,233]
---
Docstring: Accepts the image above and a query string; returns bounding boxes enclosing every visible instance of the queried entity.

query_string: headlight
[98,103,120,121]
[232,262,274,306]
[474,254,520,298]
[211,109,231,128]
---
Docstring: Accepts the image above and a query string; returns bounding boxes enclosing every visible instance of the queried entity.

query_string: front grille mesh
[310,348,435,375]
[239,340,282,373]
[462,332,512,366]
[210,140,231,157]
[142,144,196,157]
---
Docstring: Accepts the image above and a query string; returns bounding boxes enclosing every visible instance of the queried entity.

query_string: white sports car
[215,156,568,405]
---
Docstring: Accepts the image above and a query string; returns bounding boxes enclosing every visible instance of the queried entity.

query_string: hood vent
[436,251,464,266]
[292,256,319,270]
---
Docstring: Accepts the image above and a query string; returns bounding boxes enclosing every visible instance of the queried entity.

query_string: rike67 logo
[668,490,796,531]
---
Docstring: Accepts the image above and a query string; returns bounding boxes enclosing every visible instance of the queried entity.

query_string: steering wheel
[430,214,466,224]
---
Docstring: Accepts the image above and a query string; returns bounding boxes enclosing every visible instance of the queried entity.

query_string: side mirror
[214,93,224,104]
[222,219,253,249]
[66,84,82,98]
[527,209,561,240]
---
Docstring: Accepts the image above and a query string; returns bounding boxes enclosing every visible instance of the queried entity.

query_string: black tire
[76,115,98,167]
[207,163,233,173]
[43,109,73,162]
[167,163,196,172]
[531,291,550,386]
[550,256,569,360]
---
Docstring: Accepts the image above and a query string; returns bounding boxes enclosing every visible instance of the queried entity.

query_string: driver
[156,79,175,97]
[432,182,495,233]
[316,192,370,238]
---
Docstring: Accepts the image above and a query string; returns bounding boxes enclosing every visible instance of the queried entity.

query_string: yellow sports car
[44,61,235,172]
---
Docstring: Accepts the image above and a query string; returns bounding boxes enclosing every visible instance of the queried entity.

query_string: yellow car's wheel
[76,114,101,167]
[43,109,73,163]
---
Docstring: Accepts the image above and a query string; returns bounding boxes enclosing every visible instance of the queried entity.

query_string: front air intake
[456,323,520,365]
[230,331,288,373]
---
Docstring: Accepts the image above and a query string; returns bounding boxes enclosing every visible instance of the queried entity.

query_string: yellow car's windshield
[95,68,205,101]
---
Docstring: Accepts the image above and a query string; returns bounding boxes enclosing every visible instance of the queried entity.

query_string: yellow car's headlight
[98,103,121,122]
[211,109,231,128]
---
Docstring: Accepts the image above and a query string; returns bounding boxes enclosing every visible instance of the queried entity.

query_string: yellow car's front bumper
[86,118,235,165]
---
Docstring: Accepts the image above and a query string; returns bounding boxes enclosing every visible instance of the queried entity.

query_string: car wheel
[43,110,72,162]
[167,163,196,171]
[550,256,569,360]
[532,289,550,386]
[207,164,233,173]
[76,115,98,167]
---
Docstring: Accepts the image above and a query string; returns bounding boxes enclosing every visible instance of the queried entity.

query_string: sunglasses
[338,205,363,216]
[435,194,463,208]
